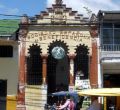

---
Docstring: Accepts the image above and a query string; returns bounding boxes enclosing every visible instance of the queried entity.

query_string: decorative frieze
[27,31,91,42]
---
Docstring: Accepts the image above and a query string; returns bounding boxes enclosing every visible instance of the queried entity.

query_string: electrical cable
[0,14,23,17]
[0,13,98,23]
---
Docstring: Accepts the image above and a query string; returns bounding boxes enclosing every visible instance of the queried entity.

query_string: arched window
[74,44,89,79]
[27,44,42,85]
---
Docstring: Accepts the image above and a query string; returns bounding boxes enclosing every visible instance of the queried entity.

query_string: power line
[0,13,97,23]
[0,14,23,18]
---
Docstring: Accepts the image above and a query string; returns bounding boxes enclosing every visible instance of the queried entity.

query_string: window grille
[0,45,13,57]
[101,23,120,51]
[27,45,42,85]
[74,45,89,79]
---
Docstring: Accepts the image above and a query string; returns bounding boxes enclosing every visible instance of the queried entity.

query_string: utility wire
[0,13,97,22]
[0,14,23,18]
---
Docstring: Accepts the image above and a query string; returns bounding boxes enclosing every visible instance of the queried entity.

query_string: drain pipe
[97,36,102,88]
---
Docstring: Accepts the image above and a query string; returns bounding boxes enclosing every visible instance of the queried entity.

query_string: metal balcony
[101,44,120,51]
[100,44,120,59]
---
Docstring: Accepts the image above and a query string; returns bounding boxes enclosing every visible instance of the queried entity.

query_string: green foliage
[0,19,20,35]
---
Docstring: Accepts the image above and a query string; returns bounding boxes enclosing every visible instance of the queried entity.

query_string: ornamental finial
[55,0,63,5]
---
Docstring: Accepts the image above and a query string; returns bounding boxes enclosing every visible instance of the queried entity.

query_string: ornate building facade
[17,0,98,109]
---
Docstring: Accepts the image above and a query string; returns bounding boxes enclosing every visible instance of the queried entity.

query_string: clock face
[51,46,65,59]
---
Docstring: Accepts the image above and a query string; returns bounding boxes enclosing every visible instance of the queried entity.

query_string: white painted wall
[102,62,120,74]
[0,42,18,95]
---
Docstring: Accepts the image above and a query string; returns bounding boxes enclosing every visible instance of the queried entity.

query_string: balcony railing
[101,44,120,51]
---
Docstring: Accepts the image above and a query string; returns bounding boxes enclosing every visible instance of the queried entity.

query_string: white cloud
[5,8,19,15]
[47,0,120,17]
[0,3,19,15]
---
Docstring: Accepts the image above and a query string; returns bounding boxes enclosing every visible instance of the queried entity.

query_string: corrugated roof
[0,19,20,36]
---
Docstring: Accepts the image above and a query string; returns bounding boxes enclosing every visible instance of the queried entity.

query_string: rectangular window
[0,46,13,57]
[114,29,120,44]
[114,24,120,28]
[101,22,120,51]
[102,29,113,44]
[103,23,113,28]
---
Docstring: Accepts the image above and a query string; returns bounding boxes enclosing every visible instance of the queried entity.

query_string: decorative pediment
[30,0,89,24]
[55,0,63,5]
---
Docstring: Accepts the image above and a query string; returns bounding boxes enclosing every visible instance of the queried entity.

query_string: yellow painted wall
[7,95,17,110]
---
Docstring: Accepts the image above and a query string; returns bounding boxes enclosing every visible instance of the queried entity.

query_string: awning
[51,91,79,104]
[77,88,120,96]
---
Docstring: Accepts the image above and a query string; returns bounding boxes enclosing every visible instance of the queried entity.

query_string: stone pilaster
[17,41,26,110]
[41,54,48,85]
[90,38,98,88]
[89,25,98,88]
[69,54,76,86]
[17,14,29,110]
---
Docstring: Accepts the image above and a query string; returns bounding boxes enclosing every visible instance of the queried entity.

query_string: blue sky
[0,0,47,18]
[0,0,120,19]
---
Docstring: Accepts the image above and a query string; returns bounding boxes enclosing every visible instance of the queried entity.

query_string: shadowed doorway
[47,41,69,104]
[0,80,7,110]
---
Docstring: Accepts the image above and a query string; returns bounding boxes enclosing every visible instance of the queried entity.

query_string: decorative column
[41,54,48,85]
[41,54,48,106]
[90,26,98,88]
[68,54,75,91]
[17,42,26,110]
[17,14,29,110]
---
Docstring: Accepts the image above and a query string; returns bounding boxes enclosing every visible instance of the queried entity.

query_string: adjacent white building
[98,10,120,109]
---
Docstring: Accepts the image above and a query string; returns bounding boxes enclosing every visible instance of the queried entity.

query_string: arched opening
[47,40,69,104]
[74,44,89,80]
[27,44,42,85]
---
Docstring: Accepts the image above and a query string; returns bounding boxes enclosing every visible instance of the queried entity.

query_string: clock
[51,46,65,59]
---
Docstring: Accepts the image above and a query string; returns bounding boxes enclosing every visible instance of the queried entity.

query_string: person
[68,97,75,110]
[76,96,84,110]
[57,96,75,110]
[87,96,102,110]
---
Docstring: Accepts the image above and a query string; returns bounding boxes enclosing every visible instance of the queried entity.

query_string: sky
[0,0,120,19]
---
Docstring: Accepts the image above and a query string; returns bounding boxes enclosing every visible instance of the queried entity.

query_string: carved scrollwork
[19,29,28,40]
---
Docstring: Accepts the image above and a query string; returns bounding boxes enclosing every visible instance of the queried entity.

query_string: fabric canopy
[77,88,120,96]
[52,91,78,96]
[52,91,79,104]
